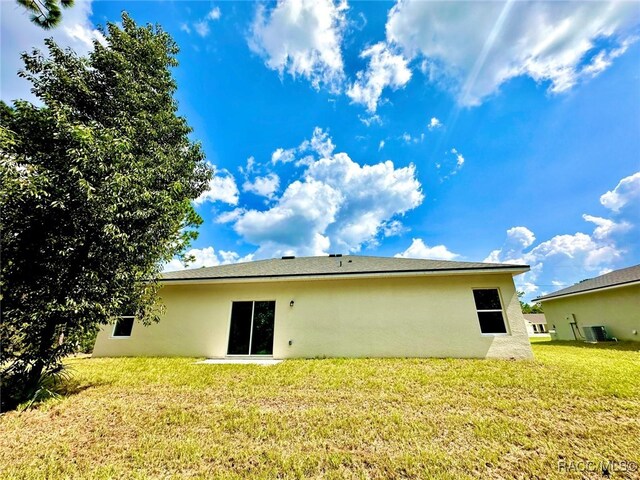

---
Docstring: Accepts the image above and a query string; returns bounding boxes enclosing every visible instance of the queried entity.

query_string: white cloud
[428,117,442,130]
[451,148,464,169]
[484,226,535,266]
[385,1,639,106]
[520,282,539,295]
[182,246,219,269]
[486,226,626,302]
[182,6,222,38]
[358,114,382,127]
[382,219,404,237]
[194,167,239,205]
[600,171,640,213]
[378,140,385,151]
[486,224,624,270]
[239,156,257,175]
[207,7,221,21]
[395,238,459,261]
[484,169,640,302]
[163,246,219,272]
[271,147,296,164]
[307,153,423,251]
[231,128,423,257]
[582,214,631,240]
[249,0,347,92]
[272,127,335,166]
[219,250,254,265]
[1,0,104,103]
[234,179,342,257]
[194,20,210,38]
[438,148,466,179]
[243,173,280,199]
[305,126,336,158]
[507,226,536,249]
[347,41,412,112]
[216,208,246,224]
[163,245,252,272]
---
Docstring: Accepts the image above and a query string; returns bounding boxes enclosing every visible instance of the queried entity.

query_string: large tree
[17,0,74,29]
[0,13,212,410]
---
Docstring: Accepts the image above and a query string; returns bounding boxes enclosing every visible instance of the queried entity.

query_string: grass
[1,342,639,479]
[528,335,552,343]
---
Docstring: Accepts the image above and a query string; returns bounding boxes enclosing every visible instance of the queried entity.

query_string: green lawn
[1,342,639,479]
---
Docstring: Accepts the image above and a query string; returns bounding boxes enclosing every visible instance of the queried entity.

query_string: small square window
[113,316,134,337]
[473,289,507,334]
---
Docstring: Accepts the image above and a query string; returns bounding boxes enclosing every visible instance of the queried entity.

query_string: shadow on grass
[2,359,114,413]
[60,378,112,397]
[533,340,640,351]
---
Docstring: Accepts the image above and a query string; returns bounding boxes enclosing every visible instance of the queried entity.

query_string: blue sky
[2,0,639,301]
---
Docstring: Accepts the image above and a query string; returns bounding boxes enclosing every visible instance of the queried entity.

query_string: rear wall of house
[92,273,533,359]
[542,284,640,341]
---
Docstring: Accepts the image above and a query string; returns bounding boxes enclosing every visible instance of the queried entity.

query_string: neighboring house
[533,264,640,342]
[93,255,534,359]
[522,313,549,337]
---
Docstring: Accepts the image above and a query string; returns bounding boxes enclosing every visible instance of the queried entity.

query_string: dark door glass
[227,301,253,354]
[250,301,275,355]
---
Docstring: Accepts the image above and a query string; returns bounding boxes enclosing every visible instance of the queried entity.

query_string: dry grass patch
[1,342,639,479]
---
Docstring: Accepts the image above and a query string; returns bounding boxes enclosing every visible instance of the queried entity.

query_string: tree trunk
[25,320,59,394]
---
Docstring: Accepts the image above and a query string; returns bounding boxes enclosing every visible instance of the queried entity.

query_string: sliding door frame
[226,300,276,357]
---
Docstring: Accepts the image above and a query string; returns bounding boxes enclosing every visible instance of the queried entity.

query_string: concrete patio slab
[196,358,282,366]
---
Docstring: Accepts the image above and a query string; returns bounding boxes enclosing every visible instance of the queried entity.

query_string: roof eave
[160,265,530,284]
[533,279,640,303]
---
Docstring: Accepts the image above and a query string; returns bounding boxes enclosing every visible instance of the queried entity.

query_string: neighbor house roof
[161,255,529,283]
[523,313,546,325]
[533,264,640,302]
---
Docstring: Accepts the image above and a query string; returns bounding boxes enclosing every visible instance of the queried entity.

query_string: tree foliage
[0,13,212,410]
[17,0,74,29]
[517,292,544,314]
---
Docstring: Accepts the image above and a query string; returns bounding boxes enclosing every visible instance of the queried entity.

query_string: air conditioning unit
[582,325,608,342]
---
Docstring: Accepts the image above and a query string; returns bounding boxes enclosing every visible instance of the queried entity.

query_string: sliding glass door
[227,301,275,355]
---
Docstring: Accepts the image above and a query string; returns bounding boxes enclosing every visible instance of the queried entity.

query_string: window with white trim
[472,289,508,334]
[112,316,134,337]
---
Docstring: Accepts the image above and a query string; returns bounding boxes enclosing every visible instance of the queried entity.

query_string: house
[522,313,549,337]
[92,255,534,359]
[533,264,640,342]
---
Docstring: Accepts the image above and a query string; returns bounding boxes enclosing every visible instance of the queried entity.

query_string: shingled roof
[161,255,529,282]
[533,264,640,302]
[523,313,546,325]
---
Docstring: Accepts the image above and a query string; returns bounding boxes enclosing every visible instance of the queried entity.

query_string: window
[473,289,507,334]
[112,316,134,337]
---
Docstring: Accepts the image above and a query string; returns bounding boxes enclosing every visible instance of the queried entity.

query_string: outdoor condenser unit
[582,325,608,342]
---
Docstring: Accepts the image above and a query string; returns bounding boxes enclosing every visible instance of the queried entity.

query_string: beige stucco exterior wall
[92,273,533,359]
[541,284,640,341]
